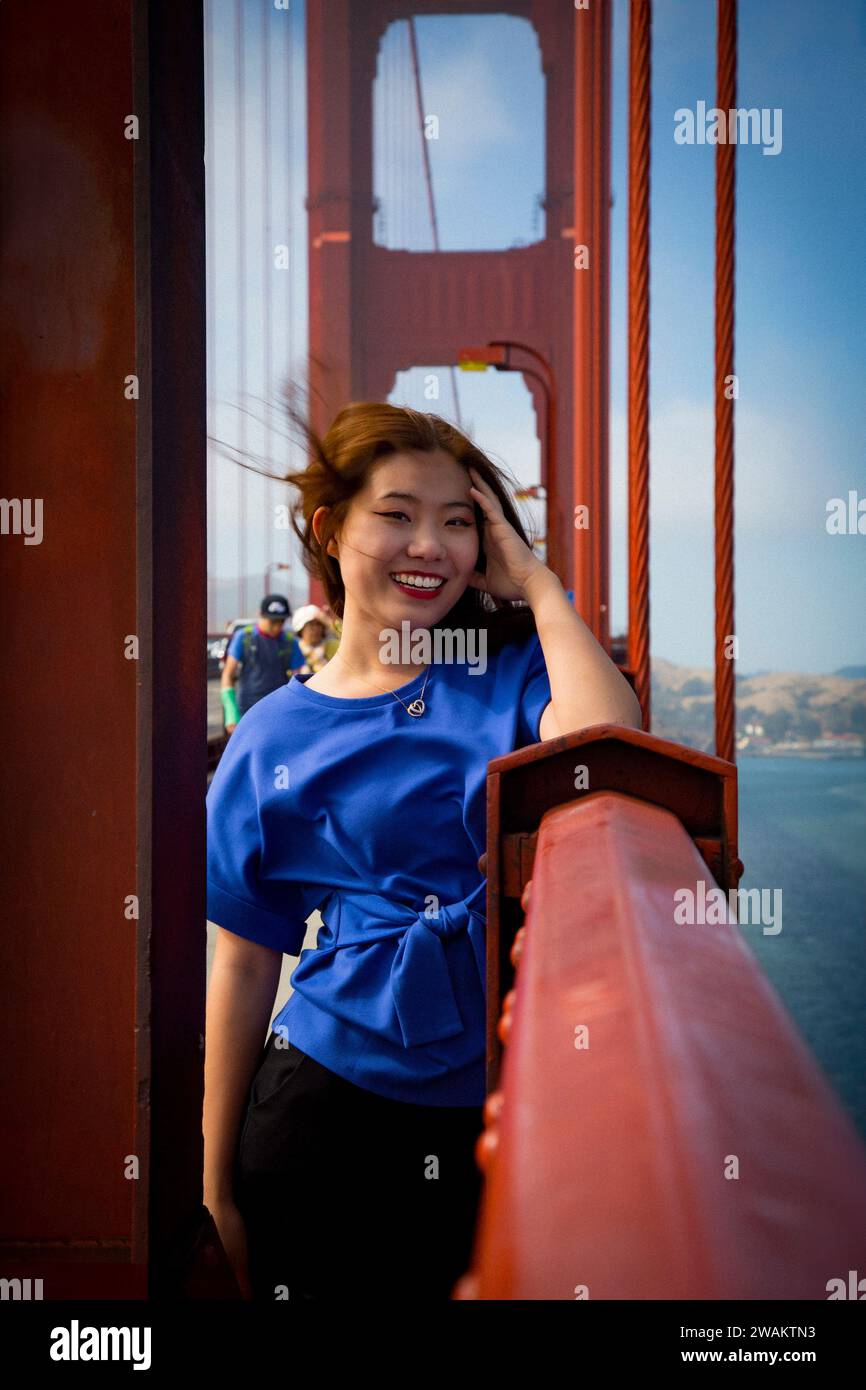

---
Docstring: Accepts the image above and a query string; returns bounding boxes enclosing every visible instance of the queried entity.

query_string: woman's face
[318,448,480,632]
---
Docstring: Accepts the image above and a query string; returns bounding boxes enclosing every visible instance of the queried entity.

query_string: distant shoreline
[652,658,866,759]
[738,746,864,759]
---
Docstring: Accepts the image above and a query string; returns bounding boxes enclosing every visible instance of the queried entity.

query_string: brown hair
[280,397,540,653]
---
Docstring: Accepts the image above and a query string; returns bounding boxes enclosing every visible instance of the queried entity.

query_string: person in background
[290,603,340,675]
[220,594,304,733]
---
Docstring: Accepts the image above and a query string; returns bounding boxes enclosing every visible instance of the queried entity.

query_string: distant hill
[651,658,866,753]
[835,665,866,680]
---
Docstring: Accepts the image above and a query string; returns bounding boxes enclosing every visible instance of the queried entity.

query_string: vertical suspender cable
[398,27,402,246]
[403,23,409,252]
[627,0,652,731]
[385,27,391,246]
[263,2,273,596]
[714,0,737,764]
[407,16,462,426]
[235,0,247,618]
[205,1,216,630]
[287,1,296,602]
[408,18,438,247]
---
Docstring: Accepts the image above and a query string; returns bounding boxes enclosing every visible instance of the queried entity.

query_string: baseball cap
[260,594,291,618]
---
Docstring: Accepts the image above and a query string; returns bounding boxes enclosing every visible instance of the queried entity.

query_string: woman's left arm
[524,567,643,736]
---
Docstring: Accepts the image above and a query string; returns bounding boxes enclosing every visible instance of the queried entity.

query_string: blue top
[206,630,552,1106]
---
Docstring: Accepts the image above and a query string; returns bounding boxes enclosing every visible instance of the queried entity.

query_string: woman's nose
[406,526,447,558]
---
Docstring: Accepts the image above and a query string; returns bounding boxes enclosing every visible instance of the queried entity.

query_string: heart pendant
[407,699,425,717]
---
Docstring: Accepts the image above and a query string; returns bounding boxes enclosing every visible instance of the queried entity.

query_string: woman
[203,401,641,1302]
[289,603,340,675]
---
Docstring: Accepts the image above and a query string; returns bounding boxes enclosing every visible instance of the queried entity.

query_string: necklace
[335,652,432,717]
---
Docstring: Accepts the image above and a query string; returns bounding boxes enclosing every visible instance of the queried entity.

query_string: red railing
[456,728,866,1299]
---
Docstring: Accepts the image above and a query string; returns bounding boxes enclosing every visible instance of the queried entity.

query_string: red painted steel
[306,0,586,605]
[627,1,652,729]
[0,0,206,1299]
[714,0,737,763]
[459,791,866,1299]
[483,724,740,1096]
[0,0,141,1291]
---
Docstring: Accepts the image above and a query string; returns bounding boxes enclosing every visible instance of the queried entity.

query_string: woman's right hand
[207,1197,254,1300]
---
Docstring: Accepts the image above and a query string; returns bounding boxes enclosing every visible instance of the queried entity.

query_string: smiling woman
[202,399,630,1303]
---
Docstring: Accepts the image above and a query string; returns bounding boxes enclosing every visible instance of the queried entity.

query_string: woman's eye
[376,511,473,527]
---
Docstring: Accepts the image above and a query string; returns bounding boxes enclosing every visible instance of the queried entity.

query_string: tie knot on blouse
[415,897,473,939]
[310,877,488,1050]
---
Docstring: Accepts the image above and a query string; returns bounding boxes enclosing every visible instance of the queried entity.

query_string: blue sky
[207,0,865,674]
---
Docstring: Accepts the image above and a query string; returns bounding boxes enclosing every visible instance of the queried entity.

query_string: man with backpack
[220,594,305,733]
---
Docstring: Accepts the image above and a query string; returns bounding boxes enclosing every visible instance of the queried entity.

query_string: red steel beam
[460,791,866,1300]
[0,0,143,1294]
[0,0,207,1298]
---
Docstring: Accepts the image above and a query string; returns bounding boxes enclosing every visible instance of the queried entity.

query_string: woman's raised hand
[466,465,548,601]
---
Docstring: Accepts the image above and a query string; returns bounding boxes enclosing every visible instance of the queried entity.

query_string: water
[737,756,866,1141]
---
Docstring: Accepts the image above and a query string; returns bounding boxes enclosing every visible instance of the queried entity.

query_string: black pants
[233,1031,486,1302]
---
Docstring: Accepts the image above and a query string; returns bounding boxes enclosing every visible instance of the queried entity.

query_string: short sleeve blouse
[206,630,552,1105]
